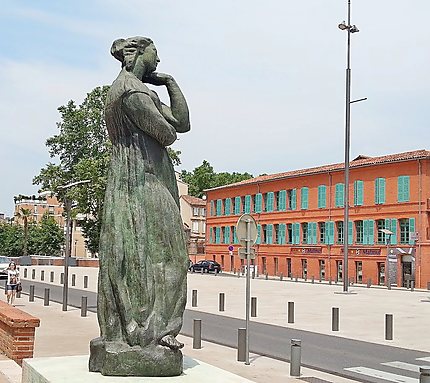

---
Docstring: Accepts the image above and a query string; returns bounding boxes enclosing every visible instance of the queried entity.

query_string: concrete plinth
[22,355,255,382]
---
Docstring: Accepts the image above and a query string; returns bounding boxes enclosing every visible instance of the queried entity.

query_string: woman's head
[111,36,158,74]
[9,262,16,270]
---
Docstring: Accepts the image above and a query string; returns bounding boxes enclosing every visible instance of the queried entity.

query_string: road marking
[344,367,417,383]
[416,357,430,363]
[381,361,421,372]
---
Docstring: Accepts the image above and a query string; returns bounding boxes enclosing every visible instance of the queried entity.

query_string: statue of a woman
[89,36,190,377]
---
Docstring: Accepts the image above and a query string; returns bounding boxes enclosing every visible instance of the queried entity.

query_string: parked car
[0,256,10,279]
[189,260,222,274]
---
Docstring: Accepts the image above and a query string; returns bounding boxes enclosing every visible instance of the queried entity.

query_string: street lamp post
[58,180,90,311]
[338,0,360,293]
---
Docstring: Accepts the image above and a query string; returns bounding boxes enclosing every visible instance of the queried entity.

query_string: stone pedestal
[22,355,255,382]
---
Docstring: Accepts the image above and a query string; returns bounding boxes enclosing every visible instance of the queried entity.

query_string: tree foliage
[180,160,253,198]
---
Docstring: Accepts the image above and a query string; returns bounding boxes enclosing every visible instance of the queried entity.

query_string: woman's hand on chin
[143,72,174,86]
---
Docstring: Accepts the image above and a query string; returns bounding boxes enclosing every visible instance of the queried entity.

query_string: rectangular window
[398,176,410,202]
[356,220,363,244]
[48,206,55,215]
[224,198,231,215]
[287,224,293,244]
[355,261,363,283]
[223,226,230,244]
[254,193,262,213]
[192,221,199,233]
[354,180,364,206]
[337,221,344,244]
[210,201,215,216]
[399,218,409,244]
[256,224,261,244]
[234,197,241,215]
[319,222,326,244]
[287,258,292,277]
[307,222,317,245]
[385,218,398,245]
[277,223,286,245]
[362,219,375,245]
[278,190,287,211]
[318,185,326,208]
[193,207,199,216]
[335,183,345,207]
[244,195,251,214]
[274,257,279,275]
[336,260,343,282]
[325,221,335,245]
[292,223,300,244]
[233,226,238,244]
[201,208,206,216]
[377,219,385,244]
[302,223,308,244]
[301,187,309,210]
[375,178,386,204]
[302,259,308,279]
[215,227,221,244]
[216,199,223,216]
[266,224,273,244]
[265,192,274,212]
[319,260,325,281]
[409,218,416,245]
[287,189,297,210]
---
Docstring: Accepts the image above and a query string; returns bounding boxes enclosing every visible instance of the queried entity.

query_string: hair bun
[110,38,127,62]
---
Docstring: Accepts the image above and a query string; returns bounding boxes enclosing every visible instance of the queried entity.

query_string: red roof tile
[205,149,430,192]
[181,195,206,206]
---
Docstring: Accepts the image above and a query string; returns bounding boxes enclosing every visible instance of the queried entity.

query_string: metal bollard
[29,285,35,302]
[388,282,392,290]
[295,276,298,282]
[311,276,315,284]
[219,293,225,312]
[329,277,332,285]
[288,301,295,324]
[41,270,45,281]
[237,328,246,362]
[50,271,54,283]
[251,297,257,317]
[233,268,236,274]
[72,274,76,287]
[367,278,371,288]
[406,280,410,289]
[81,296,88,317]
[256,269,259,278]
[265,272,268,280]
[44,288,50,306]
[385,314,393,340]
[24,268,27,278]
[411,281,415,292]
[427,282,430,290]
[32,269,36,280]
[193,319,202,349]
[332,307,339,331]
[252,269,255,279]
[84,275,88,289]
[290,339,301,377]
[192,289,198,307]
[60,273,64,284]
[290,275,293,281]
[237,270,240,278]
[280,273,283,281]
[420,367,430,383]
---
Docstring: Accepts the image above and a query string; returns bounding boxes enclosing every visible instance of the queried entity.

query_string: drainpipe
[417,159,422,287]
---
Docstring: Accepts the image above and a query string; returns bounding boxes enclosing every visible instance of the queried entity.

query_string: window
[307,222,317,244]
[287,224,293,244]
[319,222,326,244]
[265,224,273,244]
[354,180,364,206]
[398,176,410,202]
[215,227,221,244]
[277,223,286,244]
[336,260,343,282]
[292,223,300,244]
[385,219,398,245]
[48,206,55,215]
[363,220,375,245]
[193,207,199,216]
[325,221,335,245]
[232,226,238,243]
[335,183,344,207]
[224,198,231,215]
[216,199,223,216]
[234,197,241,215]
[265,192,274,212]
[355,261,363,283]
[287,189,297,210]
[256,224,261,244]
[377,219,386,244]
[302,223,308,244]
[302,259,307,279]
[337,221,344,244]
[356,220,363,244]
[375,178,386,204]
[277,190,287,211]
[318,185,326,208]
[399,218,415,244]
[287,258,292,277]
[274,257,279,275]
[223,227,230,244]
[244,195,251,213]
[274,192,279,211]
[301,187,309,210]
[319,260,325,281]
[200,208,206,216]
[192,221,199,233]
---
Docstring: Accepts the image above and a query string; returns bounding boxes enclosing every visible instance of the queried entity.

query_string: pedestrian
[6,262,19,306]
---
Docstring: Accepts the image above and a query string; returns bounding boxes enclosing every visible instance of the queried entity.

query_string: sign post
[236,214,257,365]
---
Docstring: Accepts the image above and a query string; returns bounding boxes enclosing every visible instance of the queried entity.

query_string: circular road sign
[228,245,234,252]
[236,214,258,247]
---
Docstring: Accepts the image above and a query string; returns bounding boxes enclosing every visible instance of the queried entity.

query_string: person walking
[6,262,19,306]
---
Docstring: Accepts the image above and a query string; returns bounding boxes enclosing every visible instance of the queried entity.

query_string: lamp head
[350,25,360,33]
[338,21,348,30]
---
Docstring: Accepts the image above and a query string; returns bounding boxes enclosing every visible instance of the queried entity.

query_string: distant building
[14,194,64,226]
[205,149,430,289]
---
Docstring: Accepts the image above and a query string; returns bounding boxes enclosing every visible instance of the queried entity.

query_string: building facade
[205,150,430,289]
[14,194,64,226]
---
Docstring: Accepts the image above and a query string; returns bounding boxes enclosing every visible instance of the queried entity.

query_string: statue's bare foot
[160,335,184,350]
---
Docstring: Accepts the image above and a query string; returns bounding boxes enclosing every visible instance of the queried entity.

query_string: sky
[1,1,429,216]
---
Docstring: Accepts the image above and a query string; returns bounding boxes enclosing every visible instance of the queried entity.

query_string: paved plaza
[2,266,430,382]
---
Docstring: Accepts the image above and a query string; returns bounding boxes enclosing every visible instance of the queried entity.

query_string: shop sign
[291,247,322,255]
[340,248,381,256]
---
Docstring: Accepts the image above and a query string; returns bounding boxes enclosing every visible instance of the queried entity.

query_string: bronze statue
[89,36,190,376]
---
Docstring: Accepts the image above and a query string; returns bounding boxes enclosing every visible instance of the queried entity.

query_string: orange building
[205,150,430,289]
[14,194,64,226]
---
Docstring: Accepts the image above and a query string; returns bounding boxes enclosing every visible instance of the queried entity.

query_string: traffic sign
[236,214,258,247]
[238,247,256,260]
[228,245,234,251]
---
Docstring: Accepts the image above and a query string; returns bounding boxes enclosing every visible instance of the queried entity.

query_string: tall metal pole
[62,198,72,311]
[343,0,352,293]
[245,219,251,365]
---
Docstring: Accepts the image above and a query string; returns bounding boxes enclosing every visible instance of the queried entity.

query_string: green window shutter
[209,227,213,243]
[244,195,251,214]
[224,227,230,243]
[367,219,374,245]
[363,220,369,245]
[335,184,344,207]
[328,221,335,245]
[379,178,386,204]
[291,189,297,210]
[301,187,309,210]
[234,197,241,214]
[255,193,262,213]
[390,219,397,245]
[318,185,326,208]
[279,223,286,244]
[216,199,222,216]
[215,227,220,244]
[267,224,273,244]
[311,222,317,244]
[296,223,301,244]
[267,192,274,212]
[233,226,238,244]
[354,180,364,206]
[256,224,261,244]
[409,218,416,244]
[210,201,214,216]
[384,218,391,242]
[348,221,353,245]
[225,198,231,215]
[398,176,410,202]
[374,178,379,204]
[279,190,286,211]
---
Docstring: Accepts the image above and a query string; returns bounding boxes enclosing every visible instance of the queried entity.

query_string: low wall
[0,301,40,365]
[10,257,100,268]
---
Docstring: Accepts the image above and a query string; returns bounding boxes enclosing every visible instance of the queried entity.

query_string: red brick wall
[0,301,40,365]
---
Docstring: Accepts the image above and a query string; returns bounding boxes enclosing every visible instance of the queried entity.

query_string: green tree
[29,214,64,256]
[0,223,23,257]
[15,208,32,256]
[180,160,253,198]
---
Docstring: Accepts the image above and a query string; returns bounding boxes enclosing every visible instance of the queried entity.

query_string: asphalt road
[7,279,429,383]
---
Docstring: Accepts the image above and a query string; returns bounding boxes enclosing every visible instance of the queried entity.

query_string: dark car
[189,260,222,274]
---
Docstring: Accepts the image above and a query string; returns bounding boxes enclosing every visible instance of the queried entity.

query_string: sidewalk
[0,291,356,383]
